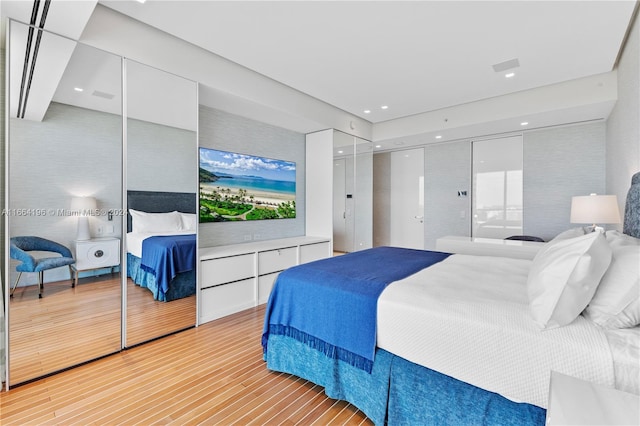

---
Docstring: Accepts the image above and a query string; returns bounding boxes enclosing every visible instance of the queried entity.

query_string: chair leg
[10,272,23,297]
[70,265,75,288]
[39,271,44,299]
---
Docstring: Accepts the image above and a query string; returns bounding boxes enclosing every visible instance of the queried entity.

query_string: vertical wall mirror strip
[6,20,123,386]
[4,20,198,387]
[124,60,197,347]
[332,130,373,254]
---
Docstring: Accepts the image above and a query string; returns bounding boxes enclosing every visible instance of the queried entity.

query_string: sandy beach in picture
[200,184,294,206]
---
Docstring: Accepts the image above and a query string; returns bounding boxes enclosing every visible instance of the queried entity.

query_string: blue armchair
[10,236,76,298]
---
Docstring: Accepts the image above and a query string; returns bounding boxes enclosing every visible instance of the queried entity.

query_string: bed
[126,190,197,302]
[262,172,640,425]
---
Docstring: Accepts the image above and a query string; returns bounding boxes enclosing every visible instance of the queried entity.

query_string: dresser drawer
[75,238,120,270]
[258,272,279,305]
[258,247,297,275]
[300,241,330,264]
[200,253,255,287]
[200,278,255,323]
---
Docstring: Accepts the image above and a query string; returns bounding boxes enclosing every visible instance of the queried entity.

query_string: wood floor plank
[1,305,372,425]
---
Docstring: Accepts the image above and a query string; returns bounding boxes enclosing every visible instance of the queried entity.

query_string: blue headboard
[127,190,197,233]
[623,172,640,239]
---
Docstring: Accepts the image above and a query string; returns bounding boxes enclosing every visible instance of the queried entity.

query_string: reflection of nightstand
[72,237,120,287]
[547,371,640,425]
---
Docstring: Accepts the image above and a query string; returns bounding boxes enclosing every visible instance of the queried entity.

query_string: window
[472,136,523,239]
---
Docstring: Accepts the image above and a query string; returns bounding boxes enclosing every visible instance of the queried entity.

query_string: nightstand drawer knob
[94,250,104,258]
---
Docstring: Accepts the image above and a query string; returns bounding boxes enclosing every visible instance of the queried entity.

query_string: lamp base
[76,216,91,241]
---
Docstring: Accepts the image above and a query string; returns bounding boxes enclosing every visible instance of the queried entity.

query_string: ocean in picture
[201,175,296,196]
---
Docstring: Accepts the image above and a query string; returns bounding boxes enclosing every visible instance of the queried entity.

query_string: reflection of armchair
[10,236,76,299]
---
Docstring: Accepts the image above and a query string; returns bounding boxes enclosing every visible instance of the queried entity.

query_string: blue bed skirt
[265,335,546,425]
[127,253,195,302]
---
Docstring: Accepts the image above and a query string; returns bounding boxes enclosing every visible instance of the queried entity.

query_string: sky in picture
[200,148,296,182]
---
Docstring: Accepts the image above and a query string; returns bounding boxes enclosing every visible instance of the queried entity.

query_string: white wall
[524,122,606,241]
[127,119,196,193]
[607,12,639,222]
[305,129,333,241]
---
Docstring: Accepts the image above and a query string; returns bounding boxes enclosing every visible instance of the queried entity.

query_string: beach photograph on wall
[199,147,296,222]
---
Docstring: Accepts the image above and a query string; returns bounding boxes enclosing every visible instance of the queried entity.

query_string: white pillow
[179,213,197,231]
[550,227,588,242]
[527,231,612,330]
[129,209,182,233]
[584,232,640,329]
[605,229,640,248]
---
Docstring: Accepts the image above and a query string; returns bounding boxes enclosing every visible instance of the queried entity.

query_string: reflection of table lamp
[570,193,621,231]
[71,196,96,240]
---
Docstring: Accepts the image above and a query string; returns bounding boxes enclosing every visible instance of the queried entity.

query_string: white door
[333,158,348,252]
[390,148,425,249]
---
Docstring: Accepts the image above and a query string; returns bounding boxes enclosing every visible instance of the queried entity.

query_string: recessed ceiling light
[521,121,529,126]
[364,110,371,114]
[375,145,382,148]
[435,135,442,139]
[136,0,146,3]
[337,150,344,154]
[381,105,389,110]
[74,87,83,92]
[505,72,515,78]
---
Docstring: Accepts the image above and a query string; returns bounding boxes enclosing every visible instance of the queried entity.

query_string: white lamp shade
[570,194,621,224]
[70,196,97,215]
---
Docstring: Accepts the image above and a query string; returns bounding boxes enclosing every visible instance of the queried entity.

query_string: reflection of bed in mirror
[126,190,197,302]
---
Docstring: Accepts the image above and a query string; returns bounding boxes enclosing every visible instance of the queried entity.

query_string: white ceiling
[2,0,636,135]
[97,0,637,124]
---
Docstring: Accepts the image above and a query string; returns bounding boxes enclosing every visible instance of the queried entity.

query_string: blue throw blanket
[141,234,196,294]
[262,246,450,373]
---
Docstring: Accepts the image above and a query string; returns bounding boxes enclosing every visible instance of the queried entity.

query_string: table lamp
[70,196,97,240]
[570,193,620,232]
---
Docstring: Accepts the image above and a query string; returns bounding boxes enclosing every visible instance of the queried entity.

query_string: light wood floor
[1,305,372,425]
[8,274,196,385]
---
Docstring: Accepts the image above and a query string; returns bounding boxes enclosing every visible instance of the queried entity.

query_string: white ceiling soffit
[4,0,97,121]
[98,0,636,124]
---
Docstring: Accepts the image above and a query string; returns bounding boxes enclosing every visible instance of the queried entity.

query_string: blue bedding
[262,246,450,372]
[265,334,545,426]
[140,234,196,295]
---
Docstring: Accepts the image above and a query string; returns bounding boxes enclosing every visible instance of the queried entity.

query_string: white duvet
[377,254,619,409]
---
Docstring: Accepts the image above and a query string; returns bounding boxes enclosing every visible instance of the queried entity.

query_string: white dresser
[435,236,545,260]
[199,236,331,324]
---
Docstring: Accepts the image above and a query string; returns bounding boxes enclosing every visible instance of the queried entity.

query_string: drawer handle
[94,250,104,258]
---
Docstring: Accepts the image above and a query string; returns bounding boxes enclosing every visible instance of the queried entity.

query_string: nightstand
[435,236,545,259]
[72,237,120,287]
[546,371,640,425]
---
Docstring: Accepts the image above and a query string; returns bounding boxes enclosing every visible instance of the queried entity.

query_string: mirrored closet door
[124,60,198,347]
[6,20,123,385]
[332,130,373,253]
